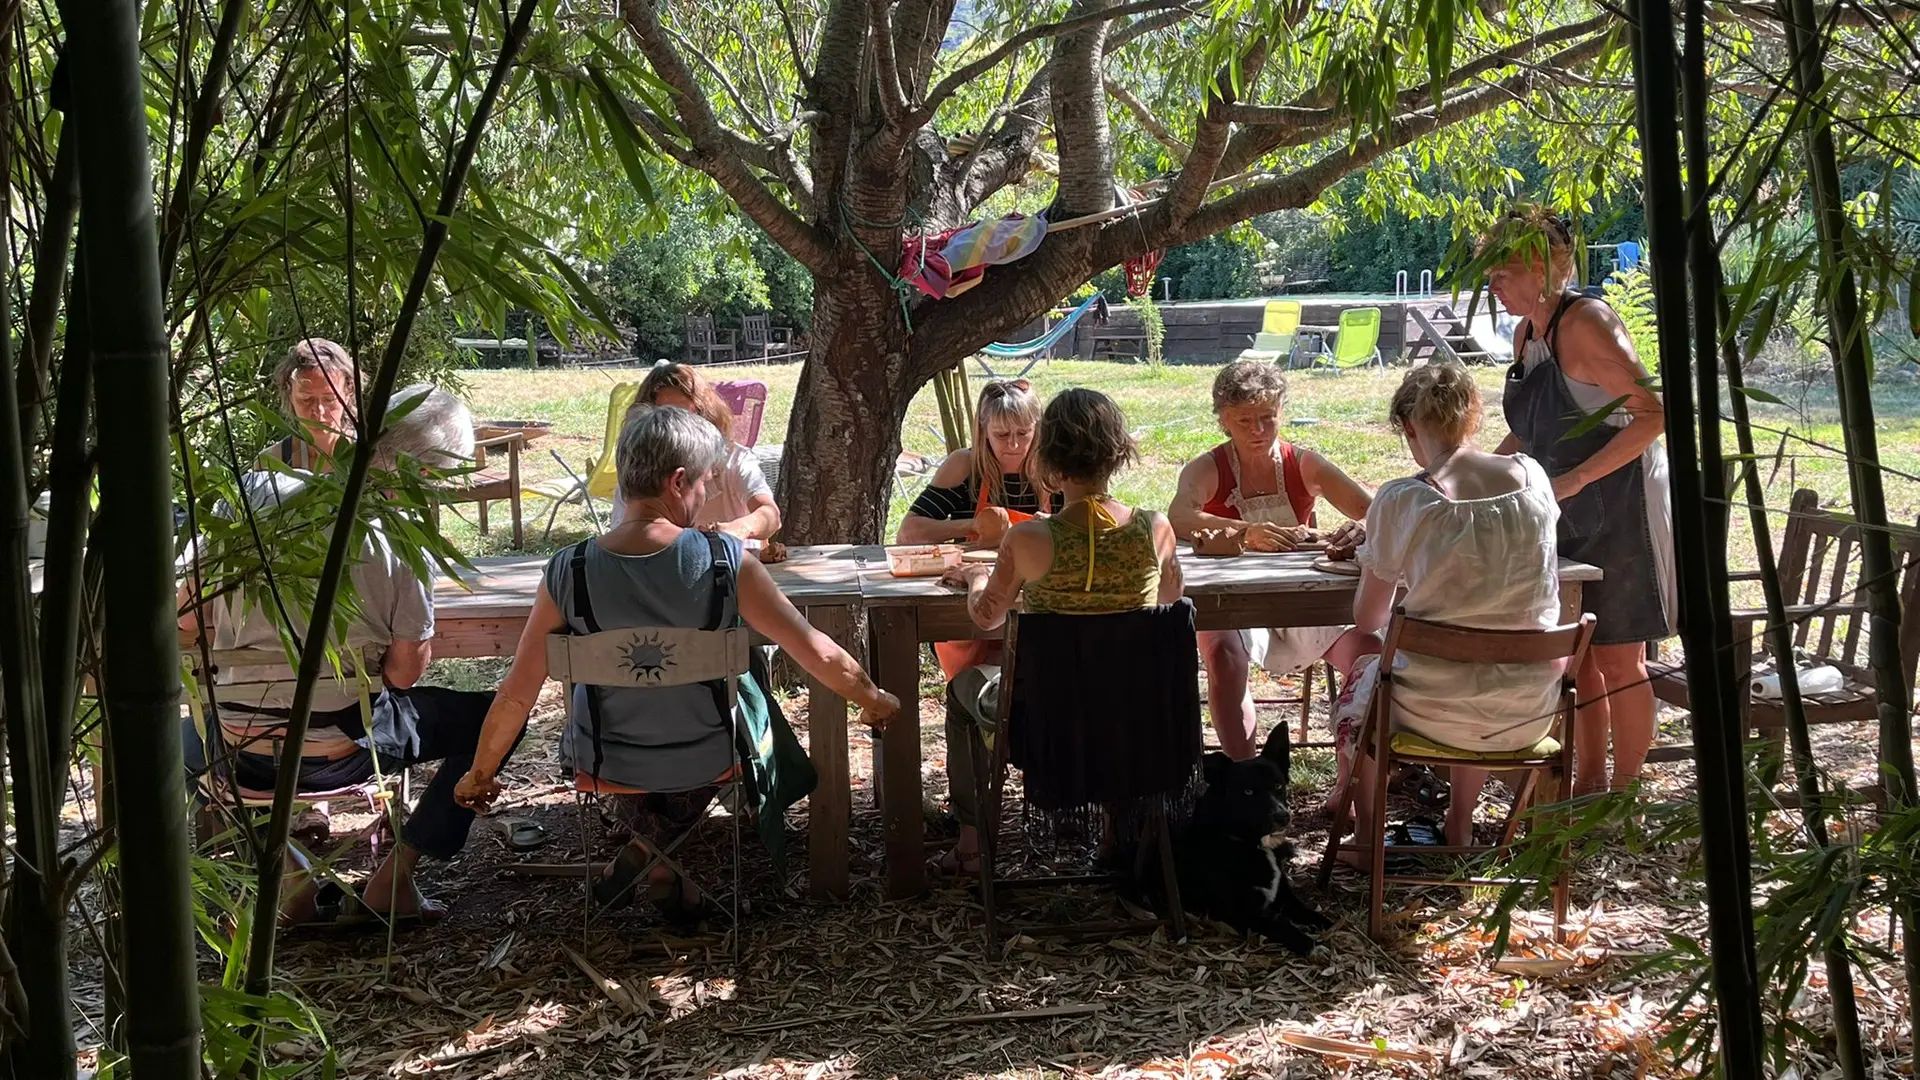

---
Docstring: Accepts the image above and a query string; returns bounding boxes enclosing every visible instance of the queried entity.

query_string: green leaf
[1742,293,1779,368]
[587,66,656,206]
[1737,385,1786,406]
[1558,394,1630,441]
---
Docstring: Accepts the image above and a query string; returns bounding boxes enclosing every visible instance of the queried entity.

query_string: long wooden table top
[435,544,1601,621]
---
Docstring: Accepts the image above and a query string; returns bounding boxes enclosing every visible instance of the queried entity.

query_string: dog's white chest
[1256,845,1283,908]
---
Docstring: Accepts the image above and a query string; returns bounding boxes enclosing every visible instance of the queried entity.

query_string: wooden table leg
[806,605,851,901]
[870,607,925,899]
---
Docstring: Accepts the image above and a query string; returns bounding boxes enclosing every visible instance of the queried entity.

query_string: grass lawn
[450,359,1920,563]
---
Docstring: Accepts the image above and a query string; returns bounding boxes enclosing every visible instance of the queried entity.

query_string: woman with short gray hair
[452,405,898,920]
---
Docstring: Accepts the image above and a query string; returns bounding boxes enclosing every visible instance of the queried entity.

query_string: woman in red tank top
[1169,362,1376,760]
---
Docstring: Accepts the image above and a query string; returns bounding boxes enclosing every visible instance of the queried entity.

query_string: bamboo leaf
[1558,395,1629,440]
[1743,293,1779,368]
[1737,385,1786,406]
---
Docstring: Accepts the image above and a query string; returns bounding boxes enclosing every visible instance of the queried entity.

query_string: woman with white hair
[452,406,898,919]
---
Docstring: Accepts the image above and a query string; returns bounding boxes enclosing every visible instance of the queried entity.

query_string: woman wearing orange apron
[897,379,1060,678]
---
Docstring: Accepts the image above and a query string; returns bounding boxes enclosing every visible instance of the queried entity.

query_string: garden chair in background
[1310,307,1385,372]
[431,426,526,548]
[1318,609,1595,940]
[1238,299,1302,365]
[740,315,801,361]
[523,383,638,538]
[685,316,737,365]
[1647,488,1920,807]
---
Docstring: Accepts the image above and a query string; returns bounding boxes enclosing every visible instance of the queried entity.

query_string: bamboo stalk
[237,0,545,1022]
[59,0,202,1069]
[1777,0,1920,1048]
[17,119,77,457]
[1627,0,1767,1072]
[0,150,78,1080]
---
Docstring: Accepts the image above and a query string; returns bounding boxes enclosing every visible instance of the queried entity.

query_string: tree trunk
[776,264,919,544]
[62,0,204,1073]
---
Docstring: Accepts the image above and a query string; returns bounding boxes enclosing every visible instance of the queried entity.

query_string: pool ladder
[1395,269,1435,299]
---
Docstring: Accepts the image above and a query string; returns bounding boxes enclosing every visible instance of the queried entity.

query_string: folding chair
[523,382,638,538]
[183,648,407,867]
[1318,608,1596,941]
[713,380,768,447]
[1311,307,1386,372]
[1237,300,1302,365]
[546,535,750,953]
[970,602,1201,951]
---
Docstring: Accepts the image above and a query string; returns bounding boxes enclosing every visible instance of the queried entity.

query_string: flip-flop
[499,818,549,852]
[1382,819,1445,875]
[337,892,450,930]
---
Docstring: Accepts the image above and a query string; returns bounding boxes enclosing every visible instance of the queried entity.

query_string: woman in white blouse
[1334,363,1563,863]
[608,362,781,541]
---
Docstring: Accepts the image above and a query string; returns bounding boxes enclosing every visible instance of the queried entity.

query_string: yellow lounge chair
[524,382,639,539]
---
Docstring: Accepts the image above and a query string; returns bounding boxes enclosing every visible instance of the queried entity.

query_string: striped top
[908,471,1061,520]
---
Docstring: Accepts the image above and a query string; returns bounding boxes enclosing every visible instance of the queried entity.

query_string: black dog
[1172,726,1333,954]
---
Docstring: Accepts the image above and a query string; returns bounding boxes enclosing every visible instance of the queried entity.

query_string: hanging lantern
[1124,249,1163,297]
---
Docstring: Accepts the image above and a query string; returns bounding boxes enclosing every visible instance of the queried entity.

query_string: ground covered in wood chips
[239,666,1913,1080]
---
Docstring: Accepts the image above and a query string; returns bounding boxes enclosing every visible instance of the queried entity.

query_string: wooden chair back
[1770,488,1920,687]
[1380,610,1597,670]
[741,314,771,349]
[686,315,719,348]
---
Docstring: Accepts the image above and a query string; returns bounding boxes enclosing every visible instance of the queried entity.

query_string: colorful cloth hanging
[900,213,1049,299]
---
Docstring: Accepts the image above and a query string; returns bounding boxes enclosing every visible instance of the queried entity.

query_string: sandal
[1381,819,1444,875]
[499,818,549,852]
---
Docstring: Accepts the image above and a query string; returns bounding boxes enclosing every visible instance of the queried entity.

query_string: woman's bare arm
[455,584,568,808]
[736,556,897,719]
[717,491,782,541]
[895,450,978,543]
[1554,304,1664,495]
[1300,449,1373,522]
[1150,512,1184,605]
[1167,454,1242,537]
[1353,567,1397,636]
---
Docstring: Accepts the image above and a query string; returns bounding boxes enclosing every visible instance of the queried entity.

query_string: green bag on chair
[734,646,817,873]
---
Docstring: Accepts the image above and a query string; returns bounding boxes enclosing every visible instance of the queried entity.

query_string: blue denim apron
[1503,293,1667,645]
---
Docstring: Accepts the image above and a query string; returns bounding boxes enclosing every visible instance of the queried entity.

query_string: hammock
[980,294,1105,359]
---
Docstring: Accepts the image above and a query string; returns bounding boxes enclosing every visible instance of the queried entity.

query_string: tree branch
[870,0,911,124]
[1106,78,1191,155]
[1183,32,1613,239]
[619,0,834,272]
[158,0,247,303]
[663,22,774,136]
[918,0,1193,122]
[1163,40,1270,226]
[1221,102,1335,125]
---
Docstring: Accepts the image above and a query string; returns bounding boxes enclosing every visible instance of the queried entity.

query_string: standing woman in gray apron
[1486,207,1675,795]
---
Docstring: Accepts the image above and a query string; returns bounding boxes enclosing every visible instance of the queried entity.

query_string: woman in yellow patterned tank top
[930,389,1183,877]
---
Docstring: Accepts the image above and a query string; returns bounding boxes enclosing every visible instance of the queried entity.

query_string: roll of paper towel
[1753,665,1844,699]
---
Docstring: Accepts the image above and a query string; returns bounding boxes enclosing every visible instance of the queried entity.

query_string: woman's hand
[1551,470,1588,502]
[940,563,993,590]
[973,506,1012,547]
[859,688,903,731]
[453,768,502,811]
[1325,520,1365,560]
[1244,522,1309,552]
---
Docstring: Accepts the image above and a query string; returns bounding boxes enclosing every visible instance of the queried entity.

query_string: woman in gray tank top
[452,407,899,918]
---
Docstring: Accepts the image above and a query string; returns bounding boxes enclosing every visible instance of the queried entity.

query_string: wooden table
[429,546,1599,903]
[432,545,870,899]
[861,549,1600,899]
